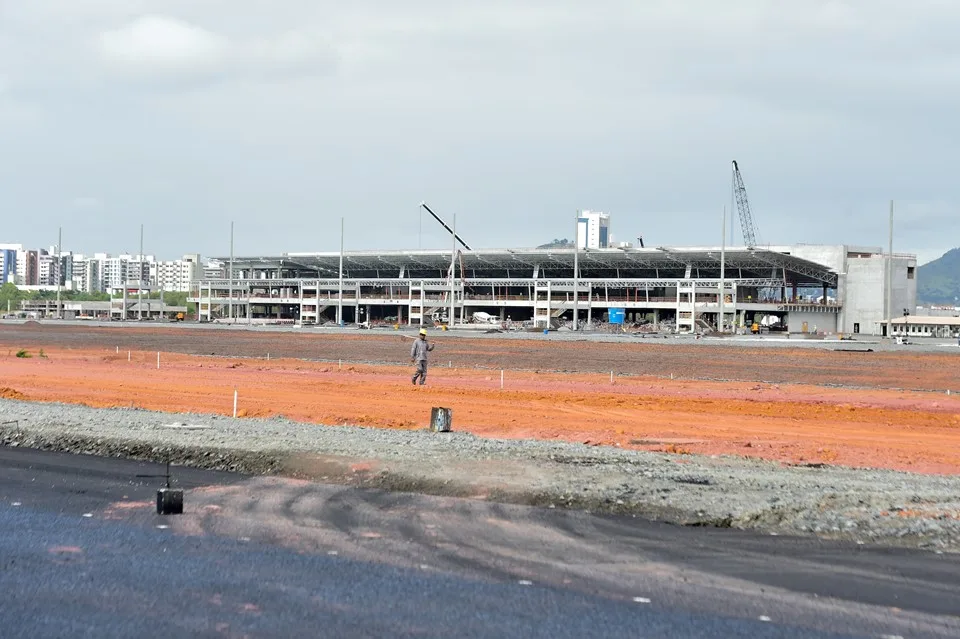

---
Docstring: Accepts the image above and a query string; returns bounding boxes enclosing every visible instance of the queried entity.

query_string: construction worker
[411,327,435,385]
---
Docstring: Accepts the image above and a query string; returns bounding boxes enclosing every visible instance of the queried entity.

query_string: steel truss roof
[213,246,838,286]
[203,277,788,289]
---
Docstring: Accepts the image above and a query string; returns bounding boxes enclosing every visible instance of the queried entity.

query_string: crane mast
[731,160,759,248]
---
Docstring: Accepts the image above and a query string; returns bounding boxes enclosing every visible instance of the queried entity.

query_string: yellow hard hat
[419,328,427,335]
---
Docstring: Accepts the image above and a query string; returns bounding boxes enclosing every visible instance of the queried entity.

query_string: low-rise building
[891,315,960,338]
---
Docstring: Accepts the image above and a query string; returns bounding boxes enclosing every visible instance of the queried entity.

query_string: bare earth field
[1,322,959,550]
[2,322,960,473]
[4,322,960,391]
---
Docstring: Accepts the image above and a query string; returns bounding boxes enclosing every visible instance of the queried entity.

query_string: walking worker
[411,327,435,385]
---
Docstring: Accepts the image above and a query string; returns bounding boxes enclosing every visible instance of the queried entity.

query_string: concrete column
[545,282,551,329]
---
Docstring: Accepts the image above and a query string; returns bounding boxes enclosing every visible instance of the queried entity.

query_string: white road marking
[518,580,533,586]
[156,525,169,530]
[11,502,21,506]
[81,513,93,518]
[758,616,772,622]
[632,597,651,604]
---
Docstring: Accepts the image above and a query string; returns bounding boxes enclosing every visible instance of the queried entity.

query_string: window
[907,266,915,280]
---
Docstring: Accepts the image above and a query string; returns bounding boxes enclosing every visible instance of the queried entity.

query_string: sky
[1,1,958,264]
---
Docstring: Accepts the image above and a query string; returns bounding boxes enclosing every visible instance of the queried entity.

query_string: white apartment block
[576,210,611,249]
[38,251,64,286]
[97,254,149,289]
[152,253,202,292]
[15,250,28,285]
[70,255,103,294]
[98,254,127,290]
[2,244,208,293]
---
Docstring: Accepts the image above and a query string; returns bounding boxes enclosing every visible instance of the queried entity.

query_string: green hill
[917,248,960,305]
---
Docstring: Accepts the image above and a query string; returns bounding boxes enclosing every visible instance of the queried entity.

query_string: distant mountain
[537,238,573,249]
[917,248,960,305]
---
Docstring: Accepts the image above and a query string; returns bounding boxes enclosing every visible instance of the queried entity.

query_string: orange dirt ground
[2,346,959,475]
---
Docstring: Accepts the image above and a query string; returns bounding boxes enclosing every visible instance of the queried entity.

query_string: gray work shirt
[411,338,434,362]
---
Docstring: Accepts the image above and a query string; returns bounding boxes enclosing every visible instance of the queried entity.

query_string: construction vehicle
[174,312,185,322]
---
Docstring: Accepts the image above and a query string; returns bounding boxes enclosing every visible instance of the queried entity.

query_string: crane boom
[731,160,758,248]
[419,202,472,250]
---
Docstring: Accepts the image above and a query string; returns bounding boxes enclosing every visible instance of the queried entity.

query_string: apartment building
[15,249,39,286]
[152,253,202,292]
[70,254,102,294]
[4,242,208,293]
[38,251,60,286]
[0,243,20,284]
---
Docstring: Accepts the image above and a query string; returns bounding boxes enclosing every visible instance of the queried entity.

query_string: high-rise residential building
[70,254,102,294]
[38,250,60,286]
[0,243,21,284]
[153,253,202,292]
[3,244,203,292]
[17,249,39,285]
[576,210,610,249]
[59,251,73,286]
[95,253,154,291]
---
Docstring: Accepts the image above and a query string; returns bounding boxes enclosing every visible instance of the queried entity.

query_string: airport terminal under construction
[192,242,918,337]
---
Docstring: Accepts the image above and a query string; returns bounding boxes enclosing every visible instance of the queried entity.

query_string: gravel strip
[2,397,958,552]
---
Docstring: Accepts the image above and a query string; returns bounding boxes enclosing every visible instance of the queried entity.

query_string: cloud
[0,1,959,261]
[97,15,229,76]
[93,14,336,85]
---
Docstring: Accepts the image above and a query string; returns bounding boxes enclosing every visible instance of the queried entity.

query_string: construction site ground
[1,321,959,550]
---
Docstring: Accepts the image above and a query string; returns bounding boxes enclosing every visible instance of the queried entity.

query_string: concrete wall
[787,311,837,334]
[840,255,917,335]
[890,256,917,328]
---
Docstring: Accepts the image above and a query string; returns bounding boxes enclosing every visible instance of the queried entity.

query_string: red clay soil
[3,323,960,390]
[2,344,959,475]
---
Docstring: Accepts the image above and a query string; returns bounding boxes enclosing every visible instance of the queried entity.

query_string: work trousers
[412,360,428,385]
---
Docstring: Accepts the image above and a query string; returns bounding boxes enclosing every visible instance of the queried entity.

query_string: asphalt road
[1,447,957,638]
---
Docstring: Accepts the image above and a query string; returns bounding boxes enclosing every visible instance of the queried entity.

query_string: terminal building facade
[190,243,917,337]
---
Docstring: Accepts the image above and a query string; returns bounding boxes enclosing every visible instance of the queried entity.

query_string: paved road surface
[1,447,957,638]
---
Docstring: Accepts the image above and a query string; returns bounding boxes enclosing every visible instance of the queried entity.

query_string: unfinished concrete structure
[190,244,916,336]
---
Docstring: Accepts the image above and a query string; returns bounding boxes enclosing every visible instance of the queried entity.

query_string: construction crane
[419,202,471,250]
[731,160,759,248]
[419,201,471,326]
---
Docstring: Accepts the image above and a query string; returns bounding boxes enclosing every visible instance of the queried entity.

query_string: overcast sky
[1,1,958,263]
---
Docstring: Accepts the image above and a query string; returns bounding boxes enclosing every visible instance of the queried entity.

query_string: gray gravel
[2,397,958,552]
